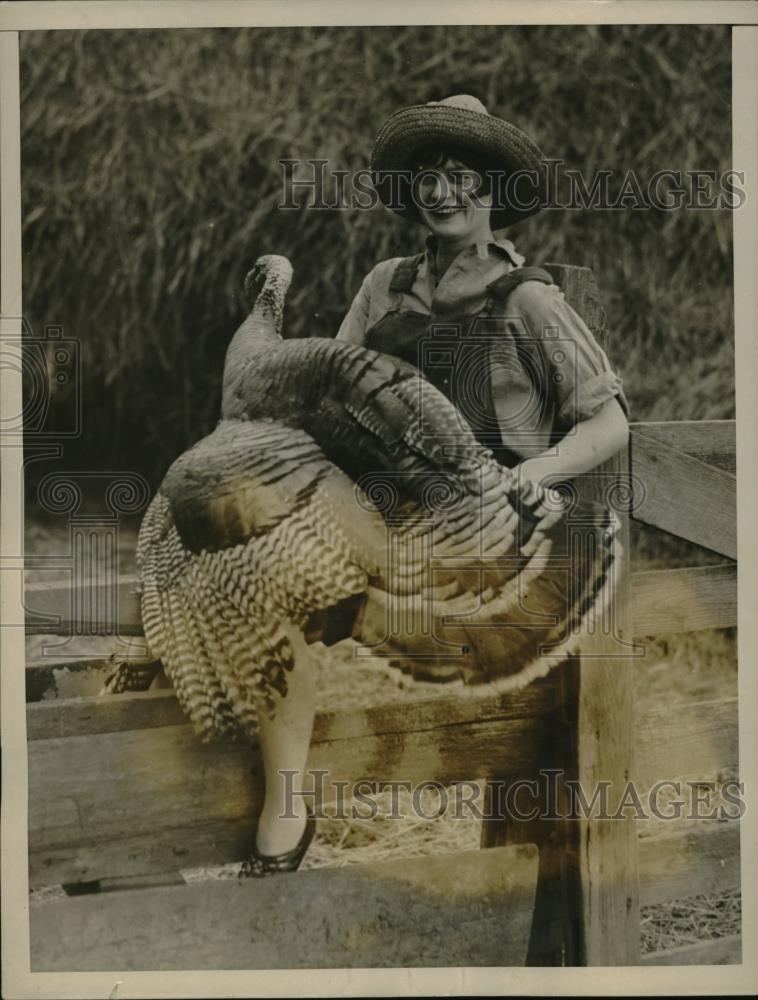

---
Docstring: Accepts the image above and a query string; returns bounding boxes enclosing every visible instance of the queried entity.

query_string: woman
[339,93,629,492]
[246,94,629,875]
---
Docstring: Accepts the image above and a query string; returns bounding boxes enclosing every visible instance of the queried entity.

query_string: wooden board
[30,844,539,971]
[23,560,739,650]
[27,673,558,740]
[639,823,740,908]
[635,696,738,788]
[26,650,738,892]
[629,430,737,560]
[632,420,735,474]
[25,576,143,636]
[24,577,344,641]
[27,687,184,739]
[28,680,558,887]
[632,564,737,635]
[641,934,741,966]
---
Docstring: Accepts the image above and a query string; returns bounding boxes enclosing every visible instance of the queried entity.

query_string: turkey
[133,254,620,740]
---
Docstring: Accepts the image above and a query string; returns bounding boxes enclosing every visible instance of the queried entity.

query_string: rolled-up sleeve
[507,280,629,432]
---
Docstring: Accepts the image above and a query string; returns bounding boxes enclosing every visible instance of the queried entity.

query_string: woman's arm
[493,279,630,493]
[515,396,629,492]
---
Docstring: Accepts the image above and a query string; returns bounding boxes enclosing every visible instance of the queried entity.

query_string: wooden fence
[23,265,740,970]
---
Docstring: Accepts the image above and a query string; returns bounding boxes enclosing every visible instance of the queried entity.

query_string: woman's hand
[510,398,629,553]
[509,459,568,557]
[513,455,561,497]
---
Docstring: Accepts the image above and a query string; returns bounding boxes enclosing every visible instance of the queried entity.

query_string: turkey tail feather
[135,256,624,734]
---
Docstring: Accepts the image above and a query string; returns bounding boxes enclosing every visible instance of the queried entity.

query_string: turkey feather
[131,254,621,738]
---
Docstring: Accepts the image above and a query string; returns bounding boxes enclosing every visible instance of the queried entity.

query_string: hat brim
[370,104,547,228]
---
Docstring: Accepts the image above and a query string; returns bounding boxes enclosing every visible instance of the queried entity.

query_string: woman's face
[414,154,494,244]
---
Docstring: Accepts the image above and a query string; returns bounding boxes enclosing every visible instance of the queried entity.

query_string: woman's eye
[451,170,482,189]
[416,169,481,189]
[416,171,442,188]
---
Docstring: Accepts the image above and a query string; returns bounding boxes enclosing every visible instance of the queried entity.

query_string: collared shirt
[337,234,526,338]
[336,232,628,457]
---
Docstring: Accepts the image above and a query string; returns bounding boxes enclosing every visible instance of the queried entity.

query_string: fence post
[547,263,639,966]
[481,264,640,967]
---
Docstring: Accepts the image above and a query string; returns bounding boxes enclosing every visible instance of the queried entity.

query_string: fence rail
[27,683,739,893]
[30,844,540,972]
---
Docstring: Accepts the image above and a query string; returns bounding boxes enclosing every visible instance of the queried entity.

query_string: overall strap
[486,265,555,302]
[388,252,425,293]
[485,266,556,408]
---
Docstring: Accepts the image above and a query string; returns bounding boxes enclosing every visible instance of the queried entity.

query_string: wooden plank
[641,934,741,966]
[544,262,640,966]
[27,678,737,893]
[30,680,735,774]
[635,697,738,789]
[30,844,539,971]
[629,430,736,560]
[34,817,256,889]
[27,672,558,740]
[28,681,558,887]
[27,688,185,739]
[24,560,738,699]
[25,576,143,636]
[480,778,566,966]
[631,420,735,474]
[25,575,359,646]
[632,565,737,636]
[639,823,740,908]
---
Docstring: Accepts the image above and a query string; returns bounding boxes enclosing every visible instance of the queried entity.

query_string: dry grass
[640,889,741,955]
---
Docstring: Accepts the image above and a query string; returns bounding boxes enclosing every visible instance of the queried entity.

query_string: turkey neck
[221,264,290,417]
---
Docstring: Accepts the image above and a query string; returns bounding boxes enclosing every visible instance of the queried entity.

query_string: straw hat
[370,94,547,228]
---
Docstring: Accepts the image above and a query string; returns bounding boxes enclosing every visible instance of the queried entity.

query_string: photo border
[2,3,757,997]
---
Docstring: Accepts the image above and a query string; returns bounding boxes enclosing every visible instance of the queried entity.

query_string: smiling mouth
[430,205,466,216]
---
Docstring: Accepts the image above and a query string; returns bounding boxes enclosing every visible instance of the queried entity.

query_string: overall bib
[364,255,557,468]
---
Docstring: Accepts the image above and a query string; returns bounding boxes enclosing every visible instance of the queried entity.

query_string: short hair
[408,144,503,203]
